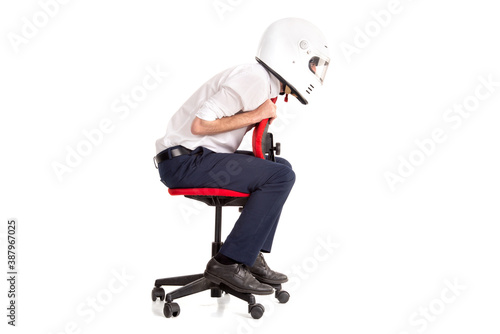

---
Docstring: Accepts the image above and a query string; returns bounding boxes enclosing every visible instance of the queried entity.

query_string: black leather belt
[154,146,193,167]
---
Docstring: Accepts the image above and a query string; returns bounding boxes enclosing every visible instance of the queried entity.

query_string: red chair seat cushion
[168,188,250,197]
[168,188,249,207]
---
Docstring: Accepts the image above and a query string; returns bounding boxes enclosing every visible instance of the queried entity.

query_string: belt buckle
[170,147,181,158]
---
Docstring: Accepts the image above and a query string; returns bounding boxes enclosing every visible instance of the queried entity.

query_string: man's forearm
[191,99,277,136]
[191,111,259,136]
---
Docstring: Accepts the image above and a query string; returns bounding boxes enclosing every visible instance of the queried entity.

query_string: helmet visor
[309,56,329,84]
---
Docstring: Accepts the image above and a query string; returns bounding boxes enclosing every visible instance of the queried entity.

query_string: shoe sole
[204,270,274,295]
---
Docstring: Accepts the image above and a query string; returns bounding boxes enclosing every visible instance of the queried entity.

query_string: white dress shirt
[155,63,281,154]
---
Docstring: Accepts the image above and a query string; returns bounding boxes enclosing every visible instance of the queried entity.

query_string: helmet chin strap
[278,83,296,103]
[284,85,293,103]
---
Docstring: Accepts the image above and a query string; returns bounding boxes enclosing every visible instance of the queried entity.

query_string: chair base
[152,272,289,319]
[152,195,289,319]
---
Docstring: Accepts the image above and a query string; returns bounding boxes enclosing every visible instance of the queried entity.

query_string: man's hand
[255,99,277,124]
[191,99,278,136]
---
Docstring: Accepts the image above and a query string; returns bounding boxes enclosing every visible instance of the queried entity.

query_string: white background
[1,0,499,333]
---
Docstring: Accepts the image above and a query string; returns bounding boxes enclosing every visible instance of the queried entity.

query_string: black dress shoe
[204,258,274,295]
[249,253,288,285]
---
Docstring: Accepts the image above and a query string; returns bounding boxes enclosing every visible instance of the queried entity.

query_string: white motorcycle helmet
[256,18,330,105]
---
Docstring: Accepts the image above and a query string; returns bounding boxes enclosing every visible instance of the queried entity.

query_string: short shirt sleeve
[195,69,269,121]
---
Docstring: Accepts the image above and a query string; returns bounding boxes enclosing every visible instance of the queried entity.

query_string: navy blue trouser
[158,146,295,266]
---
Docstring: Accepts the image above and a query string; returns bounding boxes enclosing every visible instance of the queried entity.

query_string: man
[155,18,330,295]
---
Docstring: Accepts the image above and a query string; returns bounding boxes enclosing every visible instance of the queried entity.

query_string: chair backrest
[252,97,277,159]
[252,119,270,159]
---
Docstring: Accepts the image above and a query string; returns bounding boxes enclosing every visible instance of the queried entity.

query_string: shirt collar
[268,70,281,98]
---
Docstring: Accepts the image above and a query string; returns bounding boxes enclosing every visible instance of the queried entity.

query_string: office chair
[152,105,288,319]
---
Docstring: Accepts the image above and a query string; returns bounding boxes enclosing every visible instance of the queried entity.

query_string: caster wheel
[151,287,165,301]
[249,303,265,319]
[276,290,290,304]
[163,302,181,318]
